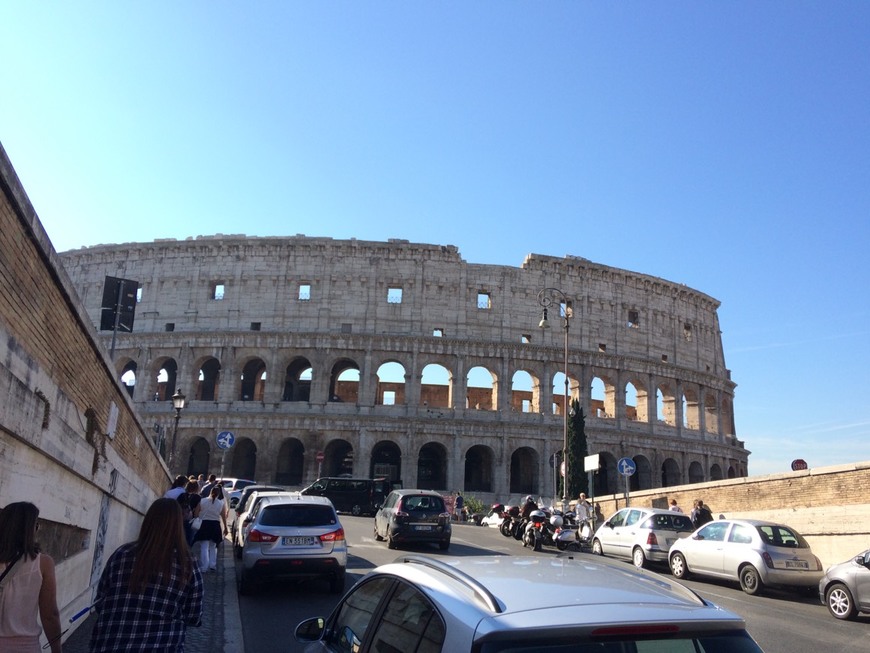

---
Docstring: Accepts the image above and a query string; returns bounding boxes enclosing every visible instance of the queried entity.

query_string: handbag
[190,517,203,531]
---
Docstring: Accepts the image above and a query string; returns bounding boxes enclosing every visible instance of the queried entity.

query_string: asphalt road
[237,516,870,653]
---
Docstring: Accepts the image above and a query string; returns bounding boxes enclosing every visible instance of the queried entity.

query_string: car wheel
[739,565,764,595]
[238,570,255,596]
[329,570,346,595]
[591,538,603,556]
[439,539,450,551]
[351,504,362,516]
[373,524,384,541]
[387,533,398,550]
[826,582,858,620]
[670,552,688,579]
[632,547,647,569]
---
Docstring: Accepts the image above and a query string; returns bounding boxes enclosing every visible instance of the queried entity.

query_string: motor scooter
[500,505,520,537]
[522,509,547,551]
[555,518,594,551]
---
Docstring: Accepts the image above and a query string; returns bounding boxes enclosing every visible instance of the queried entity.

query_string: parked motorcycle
[500,505,521,537]
[555,518,594,552]
[522,509,548,551]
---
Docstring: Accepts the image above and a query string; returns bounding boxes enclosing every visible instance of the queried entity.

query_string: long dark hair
[128,498,193,593]
[0,502,41,562]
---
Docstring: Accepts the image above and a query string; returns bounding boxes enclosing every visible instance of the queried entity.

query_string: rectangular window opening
[383,391,396,405]
[661,354,669,363]
[433,328,443,337]
[628,310,640,328]
[598,343,607,353]
[387,287,403,304]
[684,323,693,341]
[165,323,175,332]
[251,322,262,331]
[299,284,311,301]
[477,292,491,310]
[211,282,225,301]
[521,334,531,344]
[341,323,353,334]
[136,287,143,303]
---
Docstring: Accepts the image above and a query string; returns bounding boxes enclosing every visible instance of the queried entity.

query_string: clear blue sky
[2,3,868,477]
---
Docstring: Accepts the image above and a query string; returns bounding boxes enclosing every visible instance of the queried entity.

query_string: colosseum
[59,235,746,504]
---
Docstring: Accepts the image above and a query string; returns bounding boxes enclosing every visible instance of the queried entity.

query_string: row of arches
[179,434,741,497]
[122,352,734,434]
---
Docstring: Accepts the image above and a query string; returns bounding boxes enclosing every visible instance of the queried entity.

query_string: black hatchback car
[374,489,451,550]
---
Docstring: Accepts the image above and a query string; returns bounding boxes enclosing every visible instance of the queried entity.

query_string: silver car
[239,494,347,595]
[295,554,765,652]
[591,506,695,568]
[669,518,823,595]
[819,548,870,620]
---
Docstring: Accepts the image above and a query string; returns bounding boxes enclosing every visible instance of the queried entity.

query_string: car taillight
[248,529,278,543]
[394,510,410,519]
[647,532,659,546]
[762,552,775,568]
[813,555,822,570]
[320,528,345,543]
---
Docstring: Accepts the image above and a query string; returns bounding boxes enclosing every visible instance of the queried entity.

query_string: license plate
[785,560,809,569]
[282,536,314,546]
[413,525,433,531]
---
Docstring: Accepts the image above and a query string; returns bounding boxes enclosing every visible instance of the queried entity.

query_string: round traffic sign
[316,451,325,463]
[216,431,235,450]
[791,458,808,471]
[617,457,636,477]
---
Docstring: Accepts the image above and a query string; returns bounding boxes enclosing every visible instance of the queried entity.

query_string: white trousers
[197,539,217,570]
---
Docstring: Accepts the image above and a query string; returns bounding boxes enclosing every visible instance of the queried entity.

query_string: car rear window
[402,496,445,512]
[756,524,808,548]
[261,504,337,527]
[645,513,694,532]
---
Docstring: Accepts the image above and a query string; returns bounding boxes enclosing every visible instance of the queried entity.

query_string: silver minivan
[591,507,694,568]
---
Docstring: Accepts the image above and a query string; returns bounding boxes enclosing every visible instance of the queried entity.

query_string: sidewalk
[62,539,244,653]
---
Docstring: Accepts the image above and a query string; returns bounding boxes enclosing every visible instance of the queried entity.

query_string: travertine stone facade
[59,235,746,503]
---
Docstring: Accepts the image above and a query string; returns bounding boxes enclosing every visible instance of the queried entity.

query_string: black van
[300,477,392,516]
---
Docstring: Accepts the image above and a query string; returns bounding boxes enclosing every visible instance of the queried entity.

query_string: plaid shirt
[90,542,203,652]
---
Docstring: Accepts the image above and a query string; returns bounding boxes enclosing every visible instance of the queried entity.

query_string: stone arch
[710,463,723,481]
[329,358,360,404]
[591,374,615,418]
[510,370,538,413]
[657,382,677,426]
[594,452,618,496]
[370,440,402,483]
[195,357,222,402]
[239,357,267,402]
[688,460,705,484]
[187,437,210,477]
[417,442,447,490]
[683,386,700,430]
[661,458,681,487]
[704,391,719,434]
[230,438,257,479]
[464,444,494,492]
[375,361,406,406]
[625,377,649,422]
[550,369,580,416]
[630,455,653,491]
[420,363,452,408]
[509,446,538,494]
[151,357,179,401]
[324,438,354,477]
[727,465,737,479]
[283,357,312,402]
[120,359,137,399]
[466,365,497,410]
[276,437,305,485]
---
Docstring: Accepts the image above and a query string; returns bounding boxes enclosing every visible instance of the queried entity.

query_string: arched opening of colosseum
[371,441,401,483]
[329,360,360,404]
[420,364,452,408]
[283,358,312,402]
[466,366,496,410]
[682,387,700,430]
[661,458,681,487]
[324,439,354,477]
[727,465,737,479]
[704,391,719,434]
[375,362,406,406]
[710,463,723,481]
[464,445,494,493]
[551,371,579,416]
[120,360,137,399]
[688,461,704,484]
[510,370,538,413]
[594,452,618,495]
[590,376,614,418]
[721,397,735,436]
[152,357,178,401]
[657,384,677,426]
[196,358,221,402]
[417,442,447,490]
[188,438,210,477]
[230,438,257,480]
[624,382,638,421]
[628,379,650,422]
[630,455,652,491]
[276,438,304,485]
[240,358,267,402]
[509,447,538,494]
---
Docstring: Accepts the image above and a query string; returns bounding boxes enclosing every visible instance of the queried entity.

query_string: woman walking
[0,501,62,653]
[192,484,228,572]
[89,498,203,652]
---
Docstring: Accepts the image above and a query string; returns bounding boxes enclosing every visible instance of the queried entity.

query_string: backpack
[697,507,713,527]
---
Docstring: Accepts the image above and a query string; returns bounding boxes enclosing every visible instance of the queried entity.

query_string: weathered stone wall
[0,143,171,639]
[590,461,870,568]
[59,235,746,499]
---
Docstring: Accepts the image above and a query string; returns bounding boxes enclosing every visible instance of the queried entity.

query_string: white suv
[295,554,765,652]
[239,494,347,595]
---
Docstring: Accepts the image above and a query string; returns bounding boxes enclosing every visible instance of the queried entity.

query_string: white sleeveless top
[0,553,43,645]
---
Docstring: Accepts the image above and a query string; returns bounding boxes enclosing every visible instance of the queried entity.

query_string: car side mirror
[860,552,870,566]
[605,522,613,529]
[243,517,252,525]
[295,617,325,642]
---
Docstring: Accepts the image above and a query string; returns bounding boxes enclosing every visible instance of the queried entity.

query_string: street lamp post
[537,288,572,507]
[168,388,186,469]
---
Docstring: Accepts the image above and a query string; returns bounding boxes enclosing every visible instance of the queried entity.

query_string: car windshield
[261,505,336,527]
[480,631,763,652]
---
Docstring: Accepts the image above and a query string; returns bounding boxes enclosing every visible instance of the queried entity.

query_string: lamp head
[171,389,186,411]
[539,308,550,329]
